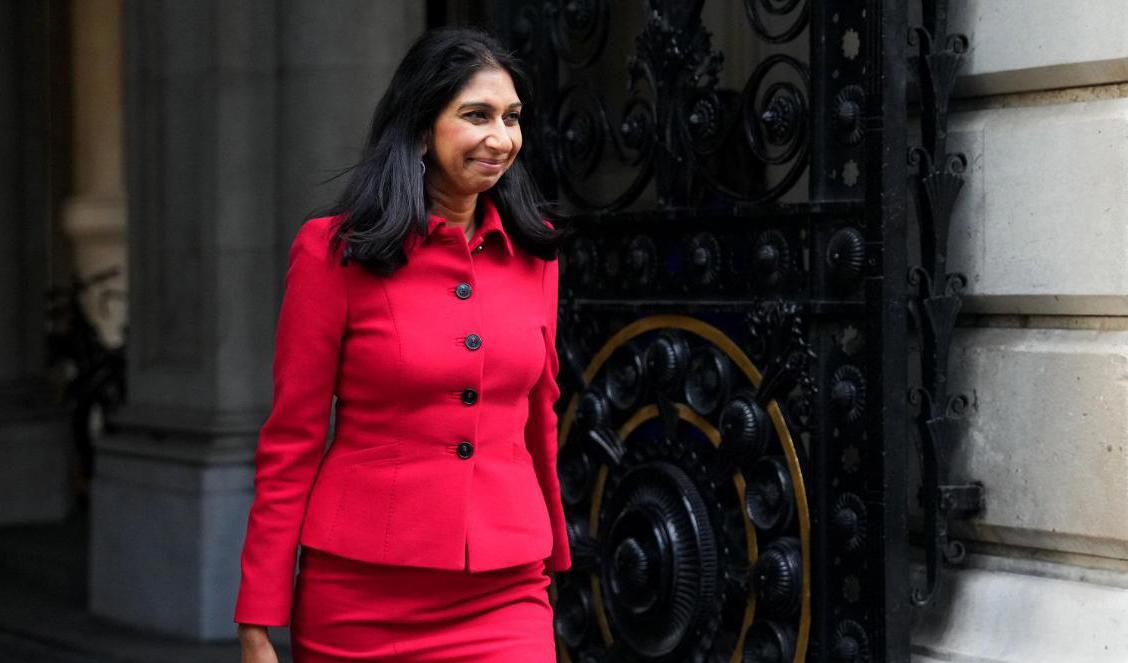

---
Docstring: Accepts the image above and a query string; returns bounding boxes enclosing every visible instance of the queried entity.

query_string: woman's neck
[426,185,478,240]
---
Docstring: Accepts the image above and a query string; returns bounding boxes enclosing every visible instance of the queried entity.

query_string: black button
[455,282,472,299]
[461,388,478,405]
[473,244,485,253]
[465,333,482,350]
[456,441,474,459]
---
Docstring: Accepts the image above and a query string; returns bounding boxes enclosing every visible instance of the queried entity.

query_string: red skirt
[290,546,556,662]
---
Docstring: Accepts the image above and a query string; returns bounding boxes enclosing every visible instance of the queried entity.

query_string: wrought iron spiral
[833,85,866,145]
[687,232,723,288]
[832,619,871,663]
[743,55,809,168]
[559,448,594,507]
[830,364,866,424]
[743,0,810,44]
[719,391,771,463]
[684,92,728,156]
[826,227,866,289]
[605,344,647,411]
[644,331,691,395]
[752,230,791,288]
[565,236,599,290]
[577,388,612,429]
[743,620,797,663]
[744,456,795,532]
[601,461,719,658]
[832,492,868,555]
[753,536,802,617]
[624,235,659,290]
[546,0,611,68]
[685,346,732,416]
[549,85,657,212]
[555,586,594,649]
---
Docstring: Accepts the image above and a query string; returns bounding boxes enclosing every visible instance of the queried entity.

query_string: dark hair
[323,27,563,274]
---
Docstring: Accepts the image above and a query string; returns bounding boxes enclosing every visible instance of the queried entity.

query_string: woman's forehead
[451,69,521,106]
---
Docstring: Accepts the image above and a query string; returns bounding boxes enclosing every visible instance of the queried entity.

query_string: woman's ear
[418,130,432,158]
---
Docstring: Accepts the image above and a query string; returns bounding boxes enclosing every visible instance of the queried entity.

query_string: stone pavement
[0,578,292,663]
[0,515,291,662]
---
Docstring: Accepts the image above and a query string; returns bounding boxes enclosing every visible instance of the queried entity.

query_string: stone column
[0,0,70,525]
[61,0,127,347]
[275,1,427,241]
[91,0,424,640]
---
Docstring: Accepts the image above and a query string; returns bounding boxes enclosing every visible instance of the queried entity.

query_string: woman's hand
[238,624,279,663]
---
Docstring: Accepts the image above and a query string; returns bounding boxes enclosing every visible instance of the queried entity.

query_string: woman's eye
[465,111,488,121]
[504,113,522,125]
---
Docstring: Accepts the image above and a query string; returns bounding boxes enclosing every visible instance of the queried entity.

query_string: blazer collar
[424,196,514,257]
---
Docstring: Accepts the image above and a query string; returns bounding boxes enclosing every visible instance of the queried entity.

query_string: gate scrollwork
[496,0,911,660]
[556,313,814,662]
[533,0,814,212]
[905,0,985,609]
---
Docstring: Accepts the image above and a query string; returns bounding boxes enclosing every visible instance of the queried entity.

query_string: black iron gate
[492,1,973,661]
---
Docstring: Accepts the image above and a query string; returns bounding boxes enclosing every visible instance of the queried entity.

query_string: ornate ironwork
[495,1,913,660]
[554,315,813,662]
[534,1,816,212]
[905,0,984,609]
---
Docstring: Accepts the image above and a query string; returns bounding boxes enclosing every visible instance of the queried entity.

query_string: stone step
[913,561,1128,662]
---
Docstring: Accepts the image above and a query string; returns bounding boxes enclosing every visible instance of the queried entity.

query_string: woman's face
[426,67,523,197]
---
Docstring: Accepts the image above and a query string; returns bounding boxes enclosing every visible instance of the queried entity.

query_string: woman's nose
[484,121,513,153]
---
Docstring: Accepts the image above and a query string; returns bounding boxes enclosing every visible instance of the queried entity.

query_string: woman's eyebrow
[457,101,524,111]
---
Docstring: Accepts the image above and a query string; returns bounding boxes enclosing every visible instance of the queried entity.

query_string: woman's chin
[463,175,504,194]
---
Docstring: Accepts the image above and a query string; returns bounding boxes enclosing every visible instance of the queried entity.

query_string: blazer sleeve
[234,219,346,626]
[525,256,573,573]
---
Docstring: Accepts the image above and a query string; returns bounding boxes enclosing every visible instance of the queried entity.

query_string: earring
[419,159,426,177]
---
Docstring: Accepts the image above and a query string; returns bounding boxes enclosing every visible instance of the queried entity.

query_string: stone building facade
[913,2,1128,661]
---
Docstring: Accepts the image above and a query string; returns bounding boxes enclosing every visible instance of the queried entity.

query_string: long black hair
[324,27,563,275]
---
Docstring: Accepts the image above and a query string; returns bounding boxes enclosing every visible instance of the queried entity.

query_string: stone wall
[912,2,1128,661]
[0,0,69,526]
[89,1,425,640]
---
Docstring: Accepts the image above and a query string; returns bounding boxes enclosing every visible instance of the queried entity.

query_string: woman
[235,27,571,662]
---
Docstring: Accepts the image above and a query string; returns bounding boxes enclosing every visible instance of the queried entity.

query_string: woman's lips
[470,158,505,173]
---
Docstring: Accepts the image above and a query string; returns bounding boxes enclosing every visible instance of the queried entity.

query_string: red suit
[234,198,571,660]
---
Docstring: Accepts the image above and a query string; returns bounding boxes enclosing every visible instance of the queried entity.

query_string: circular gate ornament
[554,315,811,663]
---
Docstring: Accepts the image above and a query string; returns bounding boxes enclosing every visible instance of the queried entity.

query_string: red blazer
[234,198,571,626]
